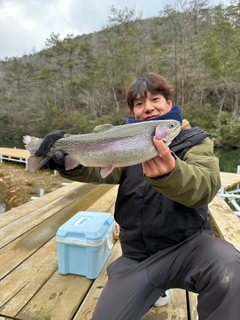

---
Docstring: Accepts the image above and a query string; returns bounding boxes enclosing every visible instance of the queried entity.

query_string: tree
[39,33,80,117]
[3,58,34,110]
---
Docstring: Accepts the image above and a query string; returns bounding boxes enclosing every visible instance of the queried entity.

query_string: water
[214,148,240,173]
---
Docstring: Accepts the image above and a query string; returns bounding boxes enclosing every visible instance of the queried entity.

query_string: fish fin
[100,166,115,178]
[93,124,114,133]
[23,135,50,172]
[64,155,81,170]
[28,155,51,172]
[23,135,44,156]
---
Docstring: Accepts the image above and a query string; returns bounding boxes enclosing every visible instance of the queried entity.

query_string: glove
[45,151,67,170]
[35,130,67,170]
[35,130,67,157]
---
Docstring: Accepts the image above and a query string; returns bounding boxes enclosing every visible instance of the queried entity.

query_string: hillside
[0,2,240,148]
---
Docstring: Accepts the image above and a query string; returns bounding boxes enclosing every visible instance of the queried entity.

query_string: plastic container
[56,211,114,279]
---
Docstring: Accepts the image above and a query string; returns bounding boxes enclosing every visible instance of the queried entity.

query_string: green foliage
[218,112,240,148]
[182,103,218,135]
[38,108,127,136]
[0,113,25,147]
[0,1,240,149]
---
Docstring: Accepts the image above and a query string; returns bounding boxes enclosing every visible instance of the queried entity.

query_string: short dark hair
[126,72,174,110]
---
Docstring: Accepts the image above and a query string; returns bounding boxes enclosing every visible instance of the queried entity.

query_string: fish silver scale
[49,120,181,168]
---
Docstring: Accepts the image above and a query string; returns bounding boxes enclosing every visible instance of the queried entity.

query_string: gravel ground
[0,161,71,212]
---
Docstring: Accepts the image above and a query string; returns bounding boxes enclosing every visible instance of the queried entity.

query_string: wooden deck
[0,182,119,320]
[0,148,30,169]
[219,171,240,189]
[0,171,240,320]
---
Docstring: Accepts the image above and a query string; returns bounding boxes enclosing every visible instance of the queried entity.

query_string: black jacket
[115,127,213,261]
[59,126,220,261]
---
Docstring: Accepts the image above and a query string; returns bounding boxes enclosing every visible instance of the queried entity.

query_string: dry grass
[0,161,71,212]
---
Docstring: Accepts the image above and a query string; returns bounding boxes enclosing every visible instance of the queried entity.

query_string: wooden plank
[17,270,92,320]
[86,184,119,214]
[0,184,115,279]
[0,184,113,249]
[220,172,240,190]
[208,194,240,251]
[142,289,188,320]
[187,291,198,320]
[0,182,85,228]
[73,241,122,320]
[0,148,30,159]
[4,185,118,320]
[0,238,58,316]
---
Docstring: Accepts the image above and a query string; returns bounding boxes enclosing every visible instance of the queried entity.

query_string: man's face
[130,92,172,120]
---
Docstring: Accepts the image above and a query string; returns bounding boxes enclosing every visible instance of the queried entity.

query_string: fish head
[155,120,181,145]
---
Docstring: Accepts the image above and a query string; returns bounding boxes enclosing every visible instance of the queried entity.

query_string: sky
[0,0,232,60]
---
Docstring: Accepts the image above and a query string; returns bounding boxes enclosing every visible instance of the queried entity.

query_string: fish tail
[23,135,51,172]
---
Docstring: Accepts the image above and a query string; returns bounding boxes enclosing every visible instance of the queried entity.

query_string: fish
[23,119,181,178]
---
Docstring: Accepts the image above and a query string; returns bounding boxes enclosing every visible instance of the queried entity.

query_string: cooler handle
[74,217,92,226]
[106,226,114,250]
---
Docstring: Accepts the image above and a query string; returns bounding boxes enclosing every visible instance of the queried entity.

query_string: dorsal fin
[93,124,114,133]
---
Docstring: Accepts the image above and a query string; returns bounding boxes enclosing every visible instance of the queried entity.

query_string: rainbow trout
[23,120,181,178]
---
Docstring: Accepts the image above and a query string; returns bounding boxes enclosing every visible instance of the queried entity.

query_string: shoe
[154,289,173,307]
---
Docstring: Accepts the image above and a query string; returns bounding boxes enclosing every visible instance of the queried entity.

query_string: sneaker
[154,289,173,307]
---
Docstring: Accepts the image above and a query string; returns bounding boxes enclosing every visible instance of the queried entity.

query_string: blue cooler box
[56,211,114,279]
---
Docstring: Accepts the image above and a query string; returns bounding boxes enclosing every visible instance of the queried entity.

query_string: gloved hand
[35,130,67,170]
[35,130,67,156]
[45,151,67,170]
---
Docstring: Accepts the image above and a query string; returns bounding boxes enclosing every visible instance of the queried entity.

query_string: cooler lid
[56,211,114,241]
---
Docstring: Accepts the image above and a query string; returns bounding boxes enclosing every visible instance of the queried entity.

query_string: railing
[0,148,30,169]
[218,165,240,216]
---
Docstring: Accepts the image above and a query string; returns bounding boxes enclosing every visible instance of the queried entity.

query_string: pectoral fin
[100,166,115,178]
[64,155,81,170]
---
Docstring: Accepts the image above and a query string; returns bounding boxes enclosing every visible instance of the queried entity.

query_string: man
[36,73,240,319]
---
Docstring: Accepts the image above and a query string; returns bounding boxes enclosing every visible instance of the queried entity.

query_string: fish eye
[169,122,176,128]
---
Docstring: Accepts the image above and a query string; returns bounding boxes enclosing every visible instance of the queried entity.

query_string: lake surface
[214,148,240,173]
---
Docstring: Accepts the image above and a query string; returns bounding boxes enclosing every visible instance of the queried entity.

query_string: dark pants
[91,233,240,320]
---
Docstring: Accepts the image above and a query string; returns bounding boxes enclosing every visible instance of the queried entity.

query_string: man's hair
[126,72,174,110]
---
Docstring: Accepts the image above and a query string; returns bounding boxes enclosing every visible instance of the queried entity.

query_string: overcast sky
[0,0,232,60]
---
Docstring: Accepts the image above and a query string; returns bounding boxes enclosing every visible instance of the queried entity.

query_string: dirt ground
[0,161,71,212]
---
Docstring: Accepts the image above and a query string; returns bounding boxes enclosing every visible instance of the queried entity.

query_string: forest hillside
[0,1,240,148]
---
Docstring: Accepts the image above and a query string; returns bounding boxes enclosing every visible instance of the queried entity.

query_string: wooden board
[208,194,240,251]
[220,172,240,190]
[0,183,119,319]
[0,183,113,249]
[0,238,59,316]
[0,148,30,159]
[2,171,240,320]
[142,289,188,320]
[0,185,117,280]
[16,270,92,320]
[16,194,118,320]
[86,184,119,214]
[187,291,199,320]
[73,241,122,320]
[0,182,85,228]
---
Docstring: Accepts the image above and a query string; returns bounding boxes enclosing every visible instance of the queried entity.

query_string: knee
[203,239,240,289]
